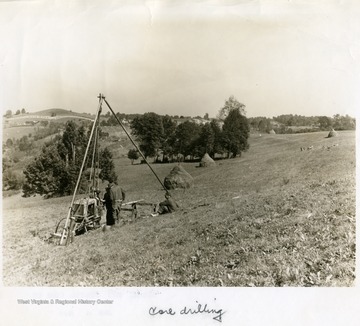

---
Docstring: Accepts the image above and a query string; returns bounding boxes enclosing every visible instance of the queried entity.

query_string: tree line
[21,121,118,198]
[11,96,249,197]
[128,96,250,162]
[5,95,355,198]
[248,114,355,134]
[3,108,26,117]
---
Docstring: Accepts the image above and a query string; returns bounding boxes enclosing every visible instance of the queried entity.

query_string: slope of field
[3,109,94,135]
[2,131,356,286]
[2,125,40,141]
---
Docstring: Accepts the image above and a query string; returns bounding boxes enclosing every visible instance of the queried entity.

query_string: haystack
[200,153,216,167]
[328,128,338,138]
[164,165,194,190]
[269,129,276,134]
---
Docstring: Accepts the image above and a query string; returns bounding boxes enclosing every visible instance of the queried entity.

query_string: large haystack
[328,128,338,138]
[200,153,216,167]
[164,165,194,190]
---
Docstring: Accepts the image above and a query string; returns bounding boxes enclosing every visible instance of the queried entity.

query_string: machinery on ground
[50,94,167,246]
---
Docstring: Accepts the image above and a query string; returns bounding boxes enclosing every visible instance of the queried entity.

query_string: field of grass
[2,131,356,287]
[3,125,40,141]
[3,109,94,141]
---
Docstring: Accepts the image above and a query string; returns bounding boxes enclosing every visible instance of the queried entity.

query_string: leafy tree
[5,138,14,148]
[61,121,78,164]
[22,123,118,198]
[248,117,260,130]
[197,123,215,157]
[273,114,318,127]
[173,120,201,158]
[130,112,164,158]
[258,119,272,133]
[5,110,12,118]
[15,109,20,115]
[21,108,26,114]
[286,116,294,126]
[23,142,69,197]
[60,121,88,165]
[33,121,60,140]
[18,136,34,153]
[75,125,88,165]
[127,149,139,164]
[221,108,250,158]
[99,147,117,183]
[160,115,177,160]
[209,120,224,158]
[217,95,246,120]
[332,114,355,130]
[2,156,12,173]
[318,116,333,130]
[105,112,124,126]
[3,170,23,191]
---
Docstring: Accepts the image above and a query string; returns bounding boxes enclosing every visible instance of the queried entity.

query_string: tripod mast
[59,96,103,246]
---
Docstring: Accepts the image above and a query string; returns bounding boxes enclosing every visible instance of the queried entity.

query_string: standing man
[103,184,114,226]
[110,182,126,224]
[103,182,126,226]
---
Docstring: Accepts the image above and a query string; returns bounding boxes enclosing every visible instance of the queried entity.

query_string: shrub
[127,149,140,164]
[3,170,23,190]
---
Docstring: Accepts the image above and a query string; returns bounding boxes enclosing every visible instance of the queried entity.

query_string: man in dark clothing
[152,193,179,216]
[103,182,126,225]
[103,186,114,226]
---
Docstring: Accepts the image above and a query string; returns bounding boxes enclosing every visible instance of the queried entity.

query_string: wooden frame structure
[52,94,167,246]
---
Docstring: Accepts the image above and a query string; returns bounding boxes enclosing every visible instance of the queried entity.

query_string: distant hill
[3,108,95,126]
[31,108,94,118]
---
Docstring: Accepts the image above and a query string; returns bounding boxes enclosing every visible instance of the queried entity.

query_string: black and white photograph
[1,0,359,325]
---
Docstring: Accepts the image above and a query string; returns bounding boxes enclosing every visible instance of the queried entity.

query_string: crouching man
[152,193,179,217]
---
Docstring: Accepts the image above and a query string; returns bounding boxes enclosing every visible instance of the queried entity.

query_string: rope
[101,95,169,194]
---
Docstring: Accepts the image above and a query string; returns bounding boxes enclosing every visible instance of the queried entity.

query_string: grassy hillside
[31,108,92,117]
[3,109,94,140]
[2,131,355,286]
[2,125,40,141]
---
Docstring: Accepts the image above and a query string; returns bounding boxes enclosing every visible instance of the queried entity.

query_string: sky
[1,0,359,118]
